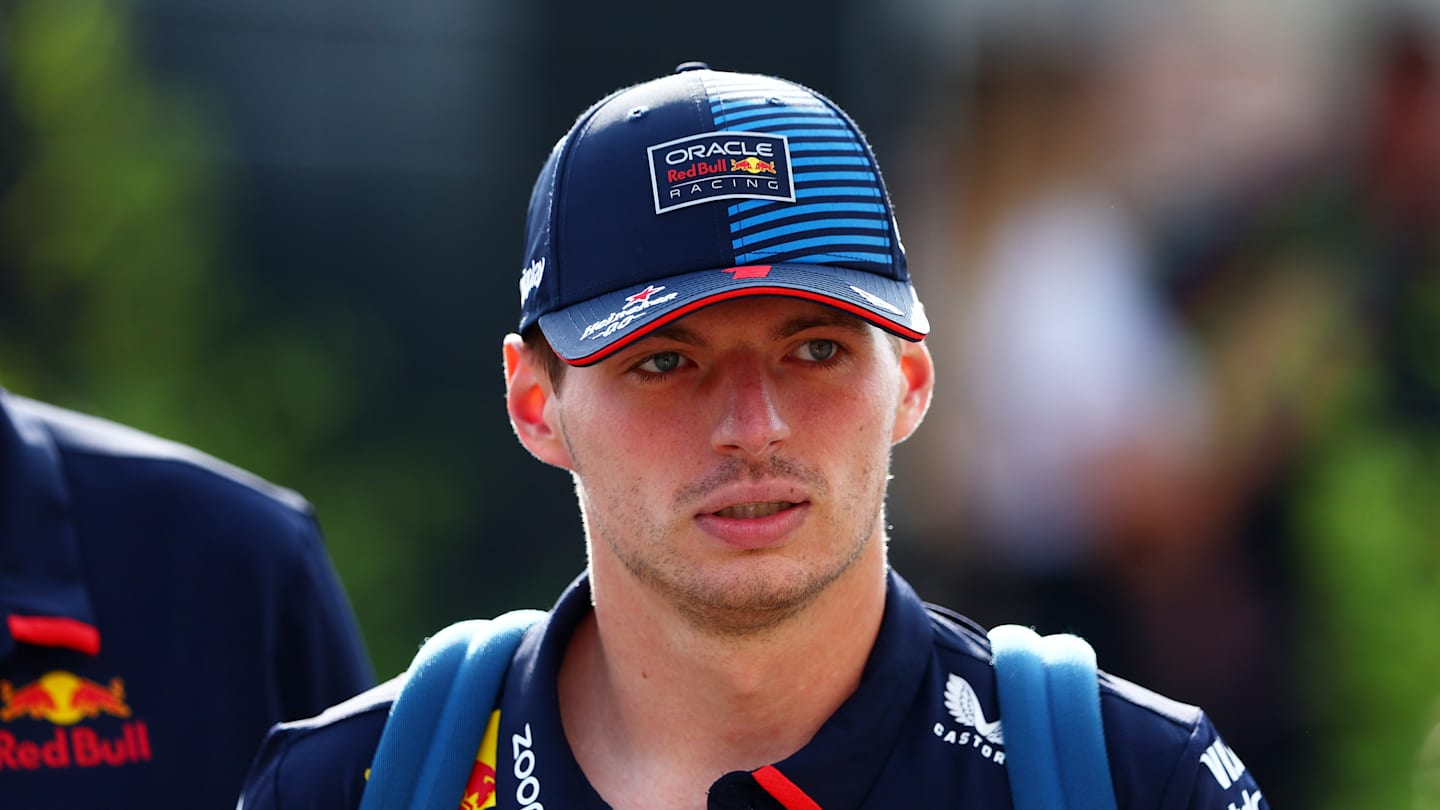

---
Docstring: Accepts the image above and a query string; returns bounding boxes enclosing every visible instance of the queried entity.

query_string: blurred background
[3,0,1439,805]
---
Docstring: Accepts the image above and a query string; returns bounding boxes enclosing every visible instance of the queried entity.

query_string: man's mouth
[712,501,797,519]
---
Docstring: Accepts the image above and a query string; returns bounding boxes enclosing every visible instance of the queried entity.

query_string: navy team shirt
[241,570,1267,808]
[0,389,374,807]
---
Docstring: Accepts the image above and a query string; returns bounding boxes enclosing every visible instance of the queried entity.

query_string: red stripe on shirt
[7,615,101,656]
[753,765,822,810]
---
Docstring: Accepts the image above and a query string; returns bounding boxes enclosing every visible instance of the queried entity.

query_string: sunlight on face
[552,298,909,636]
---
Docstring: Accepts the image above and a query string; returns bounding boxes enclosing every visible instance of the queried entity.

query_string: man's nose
[710,362,790,457]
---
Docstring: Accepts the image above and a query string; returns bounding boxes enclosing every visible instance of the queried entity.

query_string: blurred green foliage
[1,0,220,399]
[0,0,487,677]
[1296,329,1440,809]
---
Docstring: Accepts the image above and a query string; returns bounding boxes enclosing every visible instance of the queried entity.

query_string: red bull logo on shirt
[0,671,152,771]
[647,130,795,214]
[458,710,503,810]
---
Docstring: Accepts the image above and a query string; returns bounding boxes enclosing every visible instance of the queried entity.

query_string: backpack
[360,613,1117,810]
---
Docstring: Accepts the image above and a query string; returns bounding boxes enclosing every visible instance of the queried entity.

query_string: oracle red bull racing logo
[647,131,794,214]
[0,671,152,771]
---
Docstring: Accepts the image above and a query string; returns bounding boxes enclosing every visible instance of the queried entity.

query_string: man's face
[508,296,933,635]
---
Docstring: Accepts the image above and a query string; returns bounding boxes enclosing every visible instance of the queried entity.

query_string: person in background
[0,386,373,807]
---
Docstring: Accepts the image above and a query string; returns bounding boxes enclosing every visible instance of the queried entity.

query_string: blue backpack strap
[360,609,546,810]
[989,624,1118,810]
[1041,633,1116,810]
[990,625,1066,809]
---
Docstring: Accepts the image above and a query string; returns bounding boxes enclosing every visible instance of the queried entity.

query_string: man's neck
[556,549,888,810]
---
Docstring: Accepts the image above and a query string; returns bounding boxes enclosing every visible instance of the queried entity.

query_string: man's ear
[503,333,576,470]
[891,338,934,445]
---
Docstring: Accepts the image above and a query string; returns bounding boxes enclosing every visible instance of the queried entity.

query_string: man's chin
[664,565,836,637]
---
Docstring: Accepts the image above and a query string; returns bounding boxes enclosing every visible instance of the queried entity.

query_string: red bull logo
[0,671,150,771]
[731,157,776,174]
[1,671,130,725]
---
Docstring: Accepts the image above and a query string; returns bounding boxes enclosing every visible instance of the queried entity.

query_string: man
[239,63,1267,808]
[0,387,373,806]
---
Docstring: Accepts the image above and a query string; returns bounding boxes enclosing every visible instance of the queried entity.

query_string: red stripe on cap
[7,615,101,656]
[752,765,823,810]
[562,286,926,367]
[723,265,773,280]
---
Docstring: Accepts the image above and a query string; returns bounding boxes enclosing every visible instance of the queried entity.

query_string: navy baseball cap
[518,62,929,366]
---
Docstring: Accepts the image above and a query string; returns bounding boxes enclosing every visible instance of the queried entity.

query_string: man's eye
[797,340,838,362]
[637,351,684,374]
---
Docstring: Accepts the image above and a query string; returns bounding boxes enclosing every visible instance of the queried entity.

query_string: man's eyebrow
[772,312,873,340]
[645,323,704,346]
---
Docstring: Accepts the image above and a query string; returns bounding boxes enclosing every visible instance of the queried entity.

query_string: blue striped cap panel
[700,72,896,272]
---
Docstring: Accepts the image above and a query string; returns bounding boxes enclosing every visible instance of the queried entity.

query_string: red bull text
[666,158,727,183]
[0,722,151,770]
[0,671,151,771]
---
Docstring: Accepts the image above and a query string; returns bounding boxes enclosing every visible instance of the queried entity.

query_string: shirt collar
[0,390,99,659]
[505,568,935,809]
[502,572,608,807]
[761,568,935,808]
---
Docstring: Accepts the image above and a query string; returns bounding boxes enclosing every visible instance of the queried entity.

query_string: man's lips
[711,501,799,519]
[694,484,810,518]
[693,487,811,549]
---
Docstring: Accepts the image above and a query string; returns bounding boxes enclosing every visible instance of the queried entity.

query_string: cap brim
[537,263,929,366]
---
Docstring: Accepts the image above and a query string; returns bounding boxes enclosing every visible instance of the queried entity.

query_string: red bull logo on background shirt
[647,131,795,214]
[0,670,152,771]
